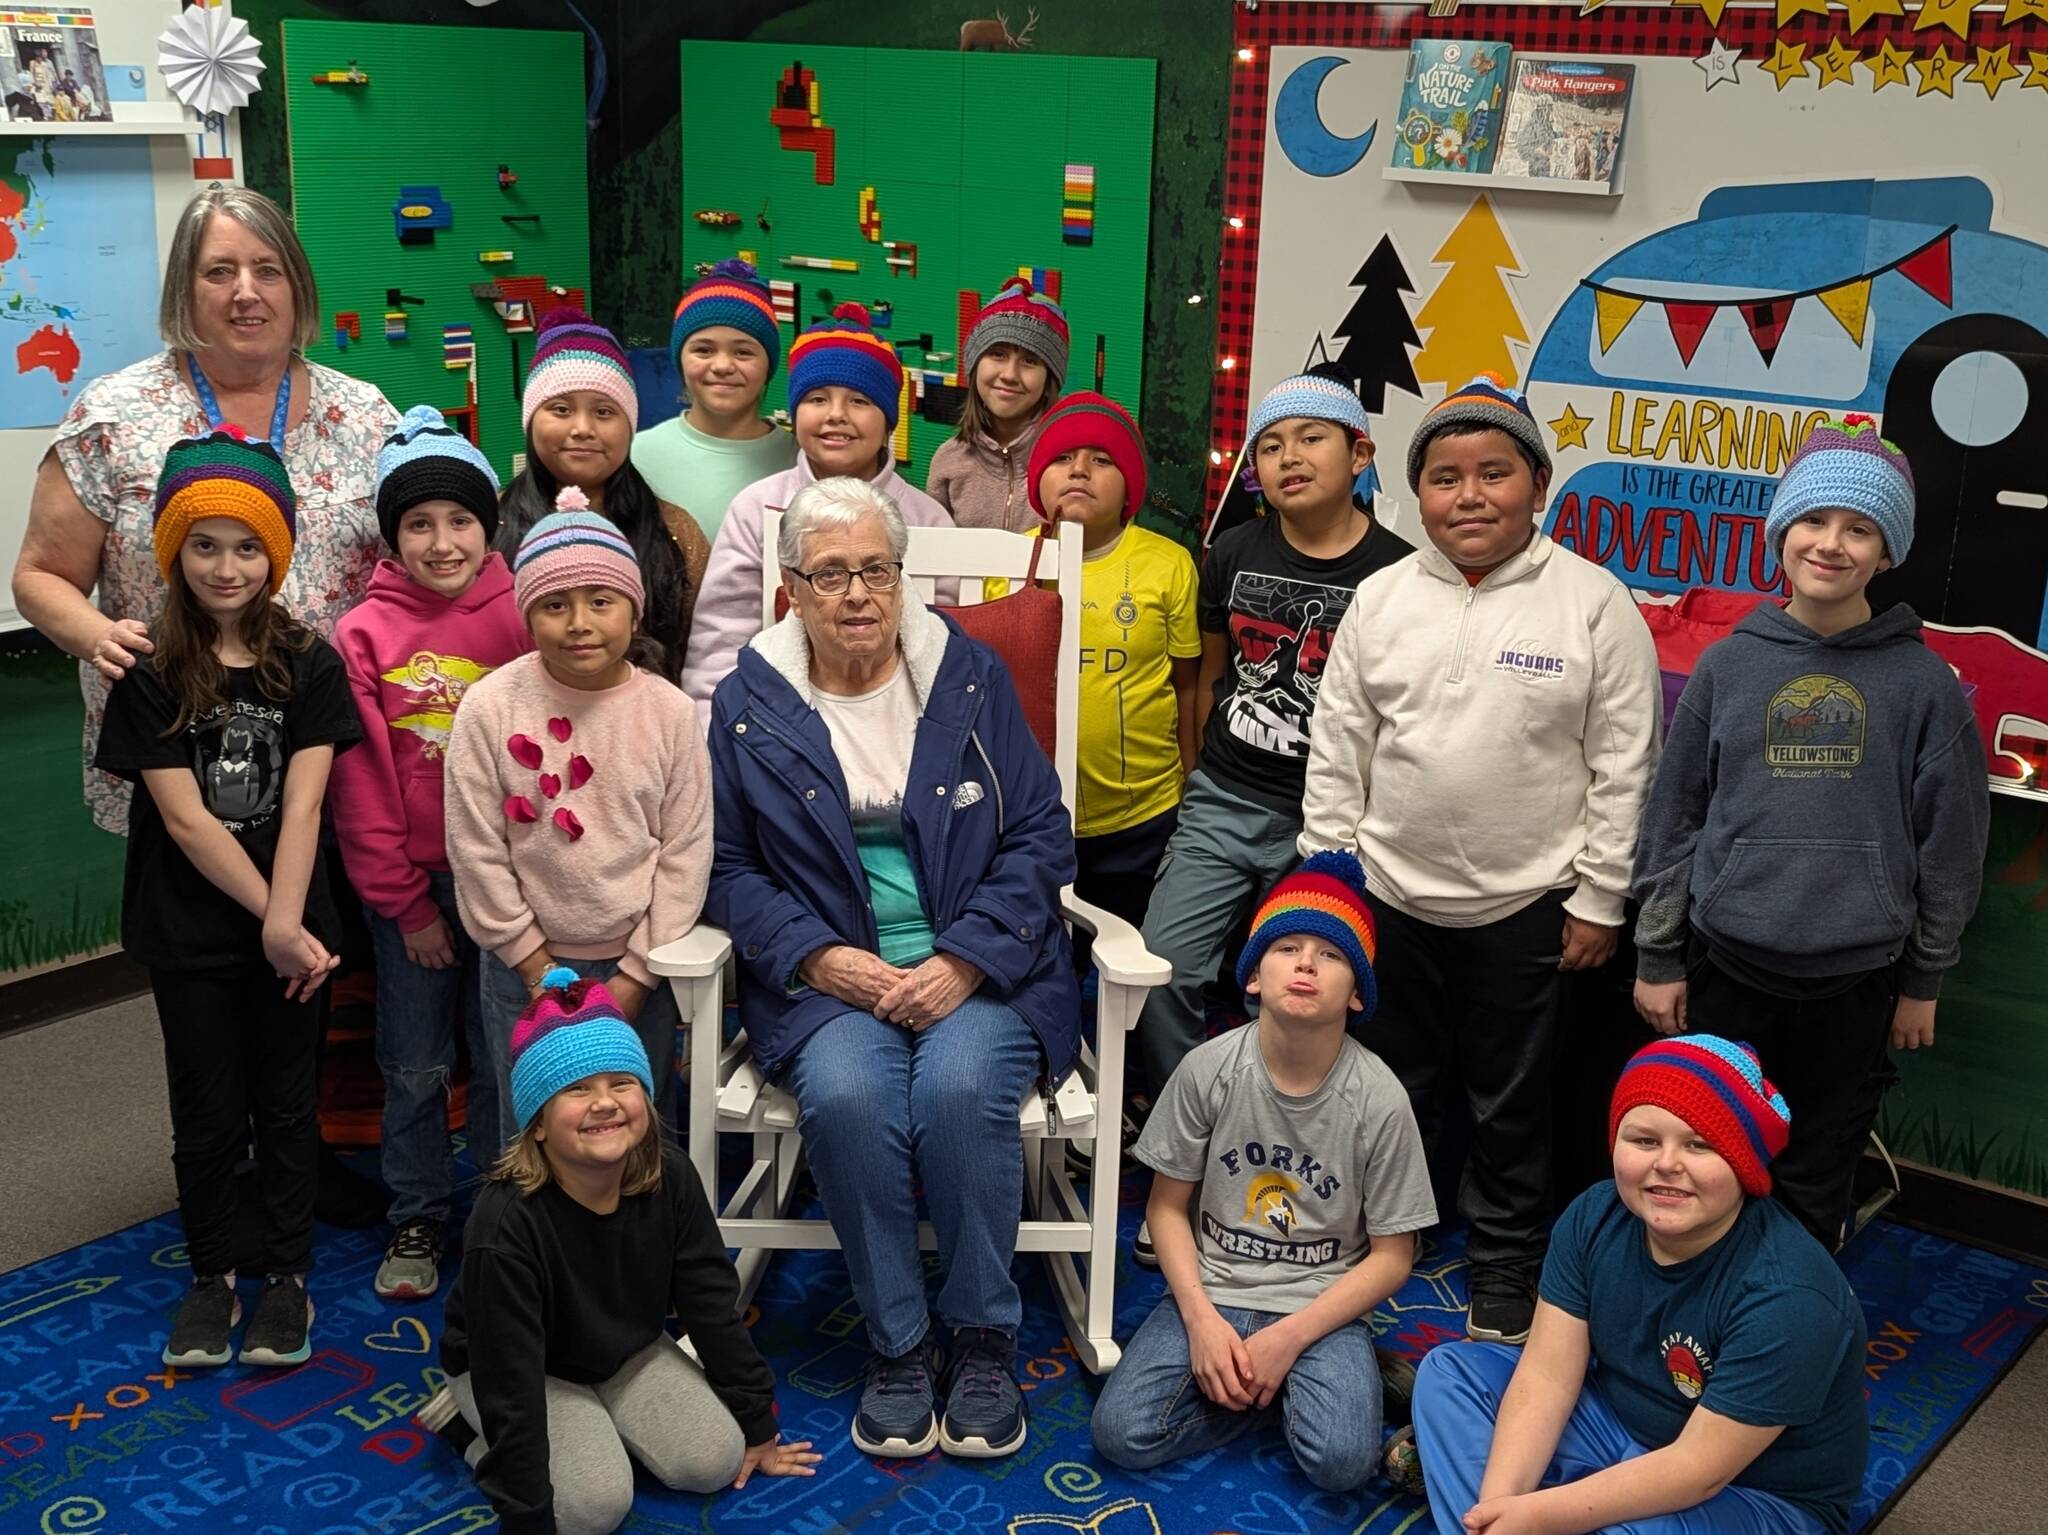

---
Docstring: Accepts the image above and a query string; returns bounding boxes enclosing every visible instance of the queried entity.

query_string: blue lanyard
[186,353,292,450]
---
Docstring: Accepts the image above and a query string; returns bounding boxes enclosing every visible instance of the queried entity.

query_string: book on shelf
[1493,57,1635,188]
[1391,39,1511,175]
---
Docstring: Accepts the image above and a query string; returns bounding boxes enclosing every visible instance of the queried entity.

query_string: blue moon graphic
[1275,55,1376,178]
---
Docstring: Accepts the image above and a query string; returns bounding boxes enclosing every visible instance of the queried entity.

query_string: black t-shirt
[93,641,362,972]
[1198,511,1415,813]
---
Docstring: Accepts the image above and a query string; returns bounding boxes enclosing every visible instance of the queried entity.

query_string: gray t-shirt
[1133,1024,1436,1314]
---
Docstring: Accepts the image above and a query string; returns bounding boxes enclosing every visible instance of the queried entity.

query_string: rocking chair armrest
[647,924,735,979]
[1062,889,1170,990]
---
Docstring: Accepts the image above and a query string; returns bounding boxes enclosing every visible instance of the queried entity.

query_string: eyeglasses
[785,560,903,597]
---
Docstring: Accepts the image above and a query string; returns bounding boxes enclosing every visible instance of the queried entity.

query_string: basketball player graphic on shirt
[1222,573,1357,758]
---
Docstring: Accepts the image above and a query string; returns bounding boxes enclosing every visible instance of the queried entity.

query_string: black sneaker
[374,1218,444,1301]
[239,1275,314,1366]
[851,1336,940,1457]
[1466,1263,1537,1345]
[1133,1218,1159,1269]
[163,1275,240,1367]
[938,1326,1028,1458]
[1377,1346,1418,1427]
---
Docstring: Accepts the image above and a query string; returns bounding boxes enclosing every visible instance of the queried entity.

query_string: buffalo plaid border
[1205,2,2048,515]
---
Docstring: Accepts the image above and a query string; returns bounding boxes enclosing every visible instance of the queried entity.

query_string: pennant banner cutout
[1584,227,1953,366]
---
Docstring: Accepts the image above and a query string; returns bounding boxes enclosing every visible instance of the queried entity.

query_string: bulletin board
[0,0,241,633]
[282,19,590,479]
[1210,1,2048,1207]
[679,41,1155,479]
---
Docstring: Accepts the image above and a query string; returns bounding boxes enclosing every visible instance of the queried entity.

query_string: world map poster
[0,135,158,429]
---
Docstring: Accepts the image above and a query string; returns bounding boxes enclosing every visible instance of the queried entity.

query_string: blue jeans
[479,951,680,1158]
[369,870,494,1226]
[1133,773,1303,1098]
[1091,1296,1382,1493]
[784,997,1042,1356]
[1412,1344,1828,1535]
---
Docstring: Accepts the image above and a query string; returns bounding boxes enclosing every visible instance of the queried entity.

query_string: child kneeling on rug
[431,971,818,1534]
[1411,1036,1867,1535]
[1092,852,1437,1492]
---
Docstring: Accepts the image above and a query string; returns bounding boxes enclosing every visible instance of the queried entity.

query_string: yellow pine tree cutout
[1412,194,1530,389]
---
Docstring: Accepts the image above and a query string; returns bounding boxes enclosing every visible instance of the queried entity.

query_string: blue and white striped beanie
[1246,369,1374,453]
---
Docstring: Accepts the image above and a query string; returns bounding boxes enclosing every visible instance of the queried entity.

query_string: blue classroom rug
[1,1174,2042,1535]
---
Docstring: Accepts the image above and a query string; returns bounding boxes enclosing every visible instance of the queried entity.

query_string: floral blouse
[51,349,399,833]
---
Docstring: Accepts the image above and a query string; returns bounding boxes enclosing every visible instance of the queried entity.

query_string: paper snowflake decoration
[158,2,266,116]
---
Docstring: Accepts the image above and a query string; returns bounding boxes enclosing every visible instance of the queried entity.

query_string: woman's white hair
[778,476,910,570]
[159,187,321,354]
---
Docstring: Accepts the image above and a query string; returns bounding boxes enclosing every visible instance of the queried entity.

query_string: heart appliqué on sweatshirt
[507,733,544,770]
[505,795,538,823]
[553,807,584,840]
[548,716,573,742]
[538,773,562,799]
[569,754,593,789]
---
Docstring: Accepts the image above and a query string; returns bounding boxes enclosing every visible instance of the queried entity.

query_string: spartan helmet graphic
[1247,1176,1301,1239]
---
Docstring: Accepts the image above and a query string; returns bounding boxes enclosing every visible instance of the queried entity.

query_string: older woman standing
[706,476,1077,1465]
[10,186,398,833]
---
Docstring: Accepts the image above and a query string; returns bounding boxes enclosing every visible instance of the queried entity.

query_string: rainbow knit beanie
[509,967,656,1131]
[786,302,904,428]
[521,308,638,435]
[153,426,297,589]
[1608,1035,1792,1197]
[670,258,782,377]
[1236,849,1379,1017]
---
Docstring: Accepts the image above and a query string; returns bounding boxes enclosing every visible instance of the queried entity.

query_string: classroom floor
[3,998,2042,1534]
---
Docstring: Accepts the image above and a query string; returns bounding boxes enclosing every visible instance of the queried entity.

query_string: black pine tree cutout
[1333,234,1423,413]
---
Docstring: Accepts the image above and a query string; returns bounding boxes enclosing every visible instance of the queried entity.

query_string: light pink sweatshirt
[445,651,711,987]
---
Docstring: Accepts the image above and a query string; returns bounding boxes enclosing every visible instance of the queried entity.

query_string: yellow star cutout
[1914,43,1964,95]
[1967,43,2024,98]
[2026,50,2048,91]
[1548,404,1594,453]
[1912,0,1975,39]
[1692,0,1735,22]
[1868,37,1916,88]
[2001,0,2048,24]
[1818,37,1864,86]
[1764,39,1812,89]
[1844,0,1906,27]
[1775,0,1830,19]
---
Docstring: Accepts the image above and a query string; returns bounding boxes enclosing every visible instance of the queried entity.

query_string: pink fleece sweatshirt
[445,651,712,987]
[329,555,532,933]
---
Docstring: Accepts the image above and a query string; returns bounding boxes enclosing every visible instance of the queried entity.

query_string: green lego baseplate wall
[680,40,1154,479]
[282,19,592,478]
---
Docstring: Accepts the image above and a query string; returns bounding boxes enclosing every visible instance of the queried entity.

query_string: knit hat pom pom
[539,964,580,993]
[707,257,762,283]
[830,300,874,326]
[218,422,248,442]
[1299,848,1368,893]
[996,275,1034,299]
[536,306,595,337]
[1469,370,1511,391]
[394,403,445,437]
[553,484,591,514]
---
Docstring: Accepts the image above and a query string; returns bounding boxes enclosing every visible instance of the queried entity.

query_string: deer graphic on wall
[959,7,1038,51]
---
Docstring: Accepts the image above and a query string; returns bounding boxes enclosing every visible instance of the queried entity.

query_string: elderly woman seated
[704,475,1077,1465]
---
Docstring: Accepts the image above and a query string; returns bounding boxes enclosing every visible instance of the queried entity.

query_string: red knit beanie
[1608,1036,1792,1197]
[1025,392,1146,523]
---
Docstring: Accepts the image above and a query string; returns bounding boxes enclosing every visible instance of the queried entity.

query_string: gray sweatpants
[454,1339,747,1535]
[1133,771,1304,1098]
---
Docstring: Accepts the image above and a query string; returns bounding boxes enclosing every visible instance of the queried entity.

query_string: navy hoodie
[1632,602,1988,999]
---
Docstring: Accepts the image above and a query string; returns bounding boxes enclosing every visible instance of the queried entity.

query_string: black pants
[1685,949,1896,1252]
[1075,805,1180,932]
[1359,889,1570,1270]
[151,963,324,1276]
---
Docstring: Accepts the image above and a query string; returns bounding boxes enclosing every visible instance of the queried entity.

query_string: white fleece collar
[748,587,951,714]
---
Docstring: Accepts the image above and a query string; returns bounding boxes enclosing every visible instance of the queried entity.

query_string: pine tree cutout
[1333,234,1423,413]
[1412,195,1529,389]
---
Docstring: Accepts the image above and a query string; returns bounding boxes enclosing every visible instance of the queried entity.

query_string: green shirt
[630,414,796,541]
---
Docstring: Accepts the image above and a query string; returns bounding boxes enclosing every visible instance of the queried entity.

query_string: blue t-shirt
[1541,1183,1867,1534]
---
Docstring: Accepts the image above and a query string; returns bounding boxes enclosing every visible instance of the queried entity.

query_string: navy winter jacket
[705,603,1080,1081]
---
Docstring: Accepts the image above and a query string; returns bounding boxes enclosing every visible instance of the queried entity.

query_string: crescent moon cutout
[1275,55,1376,179]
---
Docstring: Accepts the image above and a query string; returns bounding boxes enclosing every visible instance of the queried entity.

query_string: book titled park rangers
[1391,39,1510,174]
[1494,57,1636,189]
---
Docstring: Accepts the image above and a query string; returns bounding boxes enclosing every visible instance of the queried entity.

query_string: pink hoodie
[330,554,532,933]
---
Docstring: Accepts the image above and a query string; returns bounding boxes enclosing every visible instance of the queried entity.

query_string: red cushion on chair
[944,583,1061,761]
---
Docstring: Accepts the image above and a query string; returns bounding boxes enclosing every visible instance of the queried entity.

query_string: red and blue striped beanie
[1236,849,1379,1017]
[1608,1035,1792,1197]
[521,307,639,435]
[509,966,656,1131]
[787,302,904,428]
